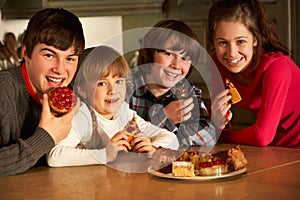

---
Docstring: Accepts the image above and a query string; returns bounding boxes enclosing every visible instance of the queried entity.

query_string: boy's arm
[149,85,218,146]
[0,127,55,176]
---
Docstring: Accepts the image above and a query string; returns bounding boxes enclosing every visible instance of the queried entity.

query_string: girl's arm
[221,58,291,146]
[46,105,107,166]
[46,128,107,167]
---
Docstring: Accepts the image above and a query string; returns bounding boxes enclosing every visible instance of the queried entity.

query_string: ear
[22,46,26,57]
[22,46,29,62]
[253,37,258,47]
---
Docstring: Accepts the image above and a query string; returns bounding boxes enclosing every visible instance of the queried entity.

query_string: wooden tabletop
[1,143,299,200]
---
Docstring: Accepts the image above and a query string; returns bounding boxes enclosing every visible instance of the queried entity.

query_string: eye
[116,79,124,85]
[97,81,107,87]
[181,55,191,62]
[163,50,174,57]
[218,40,227,46]
[237,40,246,45]
[66,56,78,63]
[44,53,54,59]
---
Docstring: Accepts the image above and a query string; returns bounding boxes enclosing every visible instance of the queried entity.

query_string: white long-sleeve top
[47,102,179,167]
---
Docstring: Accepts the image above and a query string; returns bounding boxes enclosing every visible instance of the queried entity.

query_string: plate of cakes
[148,145,248,180]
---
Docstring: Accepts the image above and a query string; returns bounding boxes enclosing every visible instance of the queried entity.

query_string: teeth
[165,70,179,77]
[48,77,62,83]
[106,98,118,103]
[228,58,241,63]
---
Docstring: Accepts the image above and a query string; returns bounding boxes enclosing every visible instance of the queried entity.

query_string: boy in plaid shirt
[127,19,218,147]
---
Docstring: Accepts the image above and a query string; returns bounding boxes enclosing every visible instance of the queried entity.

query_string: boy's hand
[164,97,194,124]
[38,93,80,144]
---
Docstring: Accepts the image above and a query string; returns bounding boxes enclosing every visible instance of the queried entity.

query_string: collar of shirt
[21,63,41,104]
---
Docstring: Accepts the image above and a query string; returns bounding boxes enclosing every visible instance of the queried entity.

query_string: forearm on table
[150,131,179,150]
[0,127,54,176]
[47,145,106,167]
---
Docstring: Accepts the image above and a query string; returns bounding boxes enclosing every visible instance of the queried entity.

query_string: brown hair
[22,8,85,59]
[138,19,200,68]
[74,46,129,101]
[207,0,289,69]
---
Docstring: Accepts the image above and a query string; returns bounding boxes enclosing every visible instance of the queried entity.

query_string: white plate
[148,166,247,181]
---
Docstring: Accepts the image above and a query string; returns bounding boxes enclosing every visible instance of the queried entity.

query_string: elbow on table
[253,131,273,147]
[254,141,270,147]
[250,136,273,147]
[244,126,275,147]
[221,135,272,147]
[47,157,60,167]
[47,159,60,167]
[46,150,64,167]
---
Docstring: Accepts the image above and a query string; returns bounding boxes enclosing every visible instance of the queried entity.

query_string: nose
[52,59,65,74]
[170,54,181,70]
[227,44,238,57]
[107,83,116,95]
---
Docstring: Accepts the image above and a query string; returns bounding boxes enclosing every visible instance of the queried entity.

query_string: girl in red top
[208,0,300,148]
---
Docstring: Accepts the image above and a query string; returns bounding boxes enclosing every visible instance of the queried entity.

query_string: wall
[122,13,164,62]
[0,11,123,50]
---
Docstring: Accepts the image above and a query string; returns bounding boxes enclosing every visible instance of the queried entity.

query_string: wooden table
[0,143,299,200]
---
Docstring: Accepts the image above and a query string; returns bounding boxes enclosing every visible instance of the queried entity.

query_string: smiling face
[214,20,257,74]
[92,73,126,120]
[146,38,192,95]
[23,43,79,101]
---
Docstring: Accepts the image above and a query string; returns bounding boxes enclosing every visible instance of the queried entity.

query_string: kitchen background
[0,0,299,129]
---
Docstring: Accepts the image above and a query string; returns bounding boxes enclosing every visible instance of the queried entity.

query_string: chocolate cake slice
[212,145,248,171]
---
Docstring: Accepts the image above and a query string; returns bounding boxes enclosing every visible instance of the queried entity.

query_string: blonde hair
[74,46,129,101]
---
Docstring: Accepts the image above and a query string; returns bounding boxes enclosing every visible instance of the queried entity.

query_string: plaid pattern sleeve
[128,89,178,133]
[170,84,217,147]
[127,69,217,147]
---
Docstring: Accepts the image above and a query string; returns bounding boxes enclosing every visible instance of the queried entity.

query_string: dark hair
[207,0,289,69]
[138,19,200,67]
[22,8,85,59]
